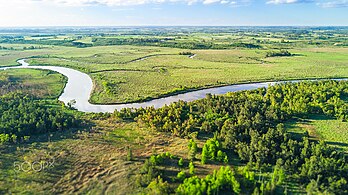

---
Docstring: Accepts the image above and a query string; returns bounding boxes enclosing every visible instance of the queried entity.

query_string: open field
[0,68,66,99]
[0,44,58,67]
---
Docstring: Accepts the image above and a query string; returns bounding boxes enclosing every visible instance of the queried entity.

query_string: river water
[0,60,345,113]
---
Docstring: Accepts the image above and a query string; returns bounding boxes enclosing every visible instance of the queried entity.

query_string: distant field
[0,39,347,104]
[0,44,56,67]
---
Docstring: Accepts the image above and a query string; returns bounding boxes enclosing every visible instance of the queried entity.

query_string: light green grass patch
[286,115,348,152]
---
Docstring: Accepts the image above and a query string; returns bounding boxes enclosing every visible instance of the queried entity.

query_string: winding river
[0,59,346,113]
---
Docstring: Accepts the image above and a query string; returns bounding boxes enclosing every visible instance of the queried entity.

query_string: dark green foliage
[177,171,186,182]
[297,141,348,194]
[0,93,77,144]
[1,37,92,48]
[266,50,292,57]
[189,162,195,175]
[137,152,176,187]
[201,137,228,164]
[179,51,194,55]
[137,159,161,187]
[178,158,184,167]
[113,108,140,120]
[187,139,198,161]
[138,80,348,137]
[137,100,198,136]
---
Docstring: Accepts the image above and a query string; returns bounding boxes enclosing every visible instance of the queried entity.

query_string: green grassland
[0,44,56,67]
[286,115,348,152]
[26,46,348,104]
[0,68,66,99]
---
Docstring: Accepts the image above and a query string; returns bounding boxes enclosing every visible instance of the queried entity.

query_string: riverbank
[0,59,347,113]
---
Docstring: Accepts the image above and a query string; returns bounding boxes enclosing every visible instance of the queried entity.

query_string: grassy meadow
[0,68,66,99]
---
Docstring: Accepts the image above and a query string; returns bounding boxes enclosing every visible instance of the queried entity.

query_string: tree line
[92,37,262,49]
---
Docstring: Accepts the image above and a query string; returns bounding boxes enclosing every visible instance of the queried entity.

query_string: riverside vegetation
[0,27,347,194]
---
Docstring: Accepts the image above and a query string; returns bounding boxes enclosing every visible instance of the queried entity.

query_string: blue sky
[0,0,347,26]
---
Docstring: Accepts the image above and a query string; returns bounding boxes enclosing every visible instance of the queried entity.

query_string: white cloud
[5,0,240,7]
[317,0,348,8]
[203,0,221,4]
[267,0,314,4]
[230,0,251,6]
[2,0,346,9]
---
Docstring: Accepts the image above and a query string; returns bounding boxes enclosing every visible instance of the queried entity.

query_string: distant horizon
[1,25,348,28]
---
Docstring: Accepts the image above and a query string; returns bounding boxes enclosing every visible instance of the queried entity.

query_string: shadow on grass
[325,141,348,148]
[285,114,335,139]
[285,114,348,153]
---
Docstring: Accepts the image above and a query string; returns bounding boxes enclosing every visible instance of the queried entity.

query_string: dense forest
[115,80,348,194]
[0,93,78,144]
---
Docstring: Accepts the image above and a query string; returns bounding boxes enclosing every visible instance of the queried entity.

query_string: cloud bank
[267,0,348,7]
[23,0,244,6]
[266,0,314,4]
[6,0,348,8]
[317,0,348,7]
